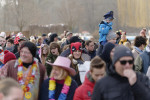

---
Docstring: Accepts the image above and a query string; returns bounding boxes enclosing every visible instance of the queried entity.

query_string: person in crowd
[134,43,150,74]
[73,56,106,100]
[115,30,122,44]
[124,42,133,50]
[0,78,23,100]
[47,33,58,45]
[140,28,147,38]
[3,50,16,66]
[106,31,117,44]
[13,32,24,54]
[15,36,28,58]
[98,11,114,53]
[97,31,116,56]
[0,45,4,66]
[61,36,90,61]
[40,44,49,65]
[92,45,150,100]
[100,42,115,74]
[36,36,43,47]
[30,38,36,44]
[42,33,48,44]
[119,32,131,45]
[69,42,84,86]
[84,40,96,60]
[61,31,73,49]
[45,42,61,76]
[2,42,46,100]
[63,30,69,38]
[0,35,6,50]
[132,36,147,59]
[6,38,14,52]
[0,50,16,79]
[39,56,78,100]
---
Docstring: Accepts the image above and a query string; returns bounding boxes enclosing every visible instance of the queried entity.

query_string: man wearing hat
[92,45,150,100]
[15,36,28,59]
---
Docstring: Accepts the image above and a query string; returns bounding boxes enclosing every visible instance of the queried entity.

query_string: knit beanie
[112,45,134,65]
[106,31,117,41]
[20,42,37,57]
[4,50,16,64]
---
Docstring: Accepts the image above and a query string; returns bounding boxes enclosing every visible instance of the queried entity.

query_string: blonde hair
[0,78,22,96]
[50,66,69,80]
[124,42,133,50]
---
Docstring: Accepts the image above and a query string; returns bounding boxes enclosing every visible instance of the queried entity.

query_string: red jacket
[73,72,95,100]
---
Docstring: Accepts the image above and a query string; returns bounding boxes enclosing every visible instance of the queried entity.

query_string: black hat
[69,36,82,44]
[20,42,37,57]
[112,45,134,65]
[42,33,47,37]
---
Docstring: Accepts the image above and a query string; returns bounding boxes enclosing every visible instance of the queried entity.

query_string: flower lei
[17,58,37,95]
[49,76,72,100]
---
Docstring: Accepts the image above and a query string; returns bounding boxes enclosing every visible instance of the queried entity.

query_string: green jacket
[45,53,58,76]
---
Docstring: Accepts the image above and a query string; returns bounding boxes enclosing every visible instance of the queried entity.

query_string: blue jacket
[99,21,112,43]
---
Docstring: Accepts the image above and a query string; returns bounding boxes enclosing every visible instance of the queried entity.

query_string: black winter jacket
[92,65,150,100]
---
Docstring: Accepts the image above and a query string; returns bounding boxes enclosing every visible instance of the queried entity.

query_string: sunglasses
[119,60,133,65]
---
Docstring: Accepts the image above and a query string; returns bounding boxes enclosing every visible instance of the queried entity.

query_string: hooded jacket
[99,21,112,43]
[92,64,150,100]
[74,72,95,100]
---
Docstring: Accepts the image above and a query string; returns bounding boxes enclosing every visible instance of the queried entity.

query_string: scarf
[49,76,72,100]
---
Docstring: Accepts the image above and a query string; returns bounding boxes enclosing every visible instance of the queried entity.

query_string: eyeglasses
[119,60,133,65]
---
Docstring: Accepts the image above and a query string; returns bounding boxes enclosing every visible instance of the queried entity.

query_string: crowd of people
[0,11,149,100]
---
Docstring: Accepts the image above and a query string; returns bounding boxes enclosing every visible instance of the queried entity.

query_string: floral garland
[17,58,37,95]
[49,76,72,100]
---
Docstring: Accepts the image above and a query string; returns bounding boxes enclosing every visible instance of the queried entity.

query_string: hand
[123,69,137,86]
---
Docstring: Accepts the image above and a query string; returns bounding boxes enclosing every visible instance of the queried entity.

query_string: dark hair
[134,36,147,47]
[7,39,14,44]
[20,42,37,57]
[49,42,61,54]
[47,33,58,45]
[85,40,93,46]
[90,56,106,71]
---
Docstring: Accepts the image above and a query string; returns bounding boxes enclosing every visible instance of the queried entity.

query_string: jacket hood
[83,72,95,87]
